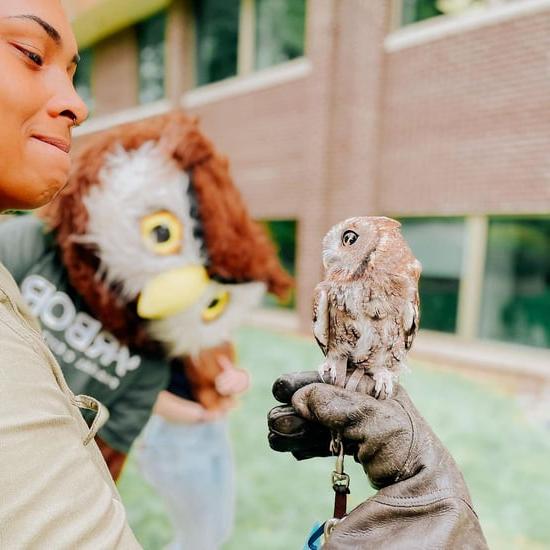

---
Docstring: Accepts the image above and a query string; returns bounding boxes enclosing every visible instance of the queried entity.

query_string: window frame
[190,0,307,87]
[399,215,468,334]
[478,214,550,349]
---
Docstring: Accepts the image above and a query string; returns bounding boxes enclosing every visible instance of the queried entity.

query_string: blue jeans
[136,415,235,550]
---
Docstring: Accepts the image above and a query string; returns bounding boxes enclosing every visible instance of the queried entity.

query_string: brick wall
[379,9,550,216]
[296,0,390,328]
[93,28,139,115]
[187,78,309,220]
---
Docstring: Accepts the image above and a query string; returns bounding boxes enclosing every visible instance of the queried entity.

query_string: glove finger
[268,431,332,457]
[268,404,331,455]
[268,405,311,437]
[292,383,379,435]
[272,371,322,403]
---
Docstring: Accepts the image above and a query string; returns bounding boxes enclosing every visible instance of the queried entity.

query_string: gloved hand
[268,372,488,549]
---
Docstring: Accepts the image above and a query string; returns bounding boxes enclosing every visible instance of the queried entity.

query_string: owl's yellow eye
[141,211,183,255]
[202,291,230,323]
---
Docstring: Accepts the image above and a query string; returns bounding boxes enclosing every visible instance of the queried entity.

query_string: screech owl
[313,216,421,398]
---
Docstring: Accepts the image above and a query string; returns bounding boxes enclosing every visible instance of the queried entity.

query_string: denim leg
[137,416,235,550]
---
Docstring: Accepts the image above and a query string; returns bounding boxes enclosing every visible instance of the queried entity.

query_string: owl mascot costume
[0,112,291,549]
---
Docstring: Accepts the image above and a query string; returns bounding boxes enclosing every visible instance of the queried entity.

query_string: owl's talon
[372,370,394,399]
[318,362,334,384]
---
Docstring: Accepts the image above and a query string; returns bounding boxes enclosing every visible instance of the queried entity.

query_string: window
[400,0,501,26]
[136,11,167,104]
[74,48,94,113]
[255,0,306,70]
[400,218,466,333]
[480,218,550,349]
[194,0,306,86]
[263,220,296,309]
[401,0,443,25]
[194,0,240,86]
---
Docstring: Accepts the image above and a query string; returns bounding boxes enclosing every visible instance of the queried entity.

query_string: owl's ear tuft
[377,217,401,229]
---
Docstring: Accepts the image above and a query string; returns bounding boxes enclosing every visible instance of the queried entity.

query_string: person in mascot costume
[0,111,291,548]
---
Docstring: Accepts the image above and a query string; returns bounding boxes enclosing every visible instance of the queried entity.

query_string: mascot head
[41,111,292,359]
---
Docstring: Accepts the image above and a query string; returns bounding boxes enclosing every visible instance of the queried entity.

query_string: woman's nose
[47,73,89,127]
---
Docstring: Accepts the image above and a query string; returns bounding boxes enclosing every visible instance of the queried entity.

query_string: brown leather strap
[345,368,365,392]
[333,491,347,519]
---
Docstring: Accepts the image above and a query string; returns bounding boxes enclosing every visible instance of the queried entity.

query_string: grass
[119,326,550,550]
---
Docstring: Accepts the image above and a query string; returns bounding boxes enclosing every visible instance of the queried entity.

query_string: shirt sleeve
[0,215,51,283]
[0,301,141,549]
[167,360,194,400]
[99,358,170,453]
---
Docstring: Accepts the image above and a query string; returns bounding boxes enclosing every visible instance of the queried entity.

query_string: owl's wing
[312,283,329,356]
[403,289,420,351]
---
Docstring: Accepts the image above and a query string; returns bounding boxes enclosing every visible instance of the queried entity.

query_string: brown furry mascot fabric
[41,111,292,353]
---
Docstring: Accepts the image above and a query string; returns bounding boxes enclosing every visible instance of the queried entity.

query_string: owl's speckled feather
[313,216,421,398]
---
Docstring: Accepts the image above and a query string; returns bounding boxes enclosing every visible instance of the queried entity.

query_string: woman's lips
[31,135,71,154]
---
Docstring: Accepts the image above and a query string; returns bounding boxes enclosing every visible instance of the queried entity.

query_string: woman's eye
[141,211,183,255]
[25,50,43,66]
[14,45,43,67]
[202,291,230,323]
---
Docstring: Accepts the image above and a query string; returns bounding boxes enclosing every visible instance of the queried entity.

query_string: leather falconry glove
[268,372,488,549]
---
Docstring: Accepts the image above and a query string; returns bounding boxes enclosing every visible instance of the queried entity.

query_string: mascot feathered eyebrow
[25,111,292,481]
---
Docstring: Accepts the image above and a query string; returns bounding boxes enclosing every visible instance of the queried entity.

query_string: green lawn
[119,326,550,550]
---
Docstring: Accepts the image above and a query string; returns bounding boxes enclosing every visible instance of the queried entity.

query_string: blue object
[303,521,325,550]
[137,416,234,549]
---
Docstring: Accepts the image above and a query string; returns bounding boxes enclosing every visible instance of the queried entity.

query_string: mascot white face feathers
[81,142,205,301]
[79,140,266,356]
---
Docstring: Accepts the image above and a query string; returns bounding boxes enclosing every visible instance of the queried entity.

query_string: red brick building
[63,0,550,376]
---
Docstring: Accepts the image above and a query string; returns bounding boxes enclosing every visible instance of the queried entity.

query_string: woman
[0,1,139,547]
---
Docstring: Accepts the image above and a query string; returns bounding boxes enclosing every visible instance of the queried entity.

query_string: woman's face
[0,0,87,211]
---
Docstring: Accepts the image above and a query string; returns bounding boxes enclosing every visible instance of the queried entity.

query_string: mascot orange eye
[141,211,183,255]
[202,291,230,323]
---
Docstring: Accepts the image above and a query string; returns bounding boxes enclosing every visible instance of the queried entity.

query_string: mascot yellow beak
[137,265,210,319]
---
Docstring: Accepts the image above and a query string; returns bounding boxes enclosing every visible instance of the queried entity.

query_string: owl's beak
[322,250,338,269]
[137,265,210,319]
